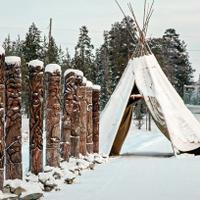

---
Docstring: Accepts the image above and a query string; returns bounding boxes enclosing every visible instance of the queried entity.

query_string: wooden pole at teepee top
[45,64,61,167]
[28,60,44,175]
[92,85,100,153]
[86,81,93,154]
[0,49,5,190]
[5,56,22,180]
[77,77,87,156]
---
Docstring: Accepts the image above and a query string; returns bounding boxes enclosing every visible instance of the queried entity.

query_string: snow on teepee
[100,1,200,156]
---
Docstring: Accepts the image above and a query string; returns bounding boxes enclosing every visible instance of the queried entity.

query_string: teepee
[100,1,200,156]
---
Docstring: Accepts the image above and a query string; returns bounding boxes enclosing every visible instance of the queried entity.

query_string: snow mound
[45,64,61,73]
[0,46,5,55]
[86,81,93,88]
[64,69,84,77]
[5,56,21,65]
[92,84,101,90]
[28,59,44,68]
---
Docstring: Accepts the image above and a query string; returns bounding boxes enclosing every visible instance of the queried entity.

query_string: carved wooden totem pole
[45,64,61,167]
[5,56,22,179]
[0,48,5,190]
[28,60,44,174]
[92,85,100,153]
[62,71,75,161]
[70,70,82,158]
[86,81,93,154]
[62,69,82,160]
[77,77,87,156]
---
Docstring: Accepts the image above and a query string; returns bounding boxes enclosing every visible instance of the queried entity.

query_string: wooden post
[61,69,83,160]
[92,85,100,153]
[28,60,44,175]
[45,64,61,167]
[5,56,22,180]
[0,48,5,190]
[77,77,87,156]
[70,71,82,158]
[86,81,93,154]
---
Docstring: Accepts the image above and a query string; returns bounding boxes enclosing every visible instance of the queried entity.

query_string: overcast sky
[0,0,200,80]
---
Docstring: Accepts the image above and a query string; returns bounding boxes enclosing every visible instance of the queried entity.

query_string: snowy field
[42,113,200,200]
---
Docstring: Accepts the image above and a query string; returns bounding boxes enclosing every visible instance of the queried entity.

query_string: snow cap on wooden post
[45,64,61,167]
[5,56,22,180]
[0,48,5,190]
[28,59,44,175]
[92,85,101,153]
[77,76,87,156]
[86,81,93,154]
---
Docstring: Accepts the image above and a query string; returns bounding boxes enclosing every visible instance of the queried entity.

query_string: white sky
[0,0,200,80]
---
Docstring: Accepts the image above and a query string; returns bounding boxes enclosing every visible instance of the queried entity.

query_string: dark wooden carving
[0,51,5,190]
[92,87,100,153]
[28,61,44,175]
[5,56,22,180]
[77,83,87,156]
[86,84,93,154]
[62,71,83,159]
[45,68,61,167]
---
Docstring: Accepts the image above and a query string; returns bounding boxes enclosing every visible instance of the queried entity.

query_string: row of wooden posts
[0,50,100,190]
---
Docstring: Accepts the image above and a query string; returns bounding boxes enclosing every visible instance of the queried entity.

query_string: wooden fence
[0,51,100,190]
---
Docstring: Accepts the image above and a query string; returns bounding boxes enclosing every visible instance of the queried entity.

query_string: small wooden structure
[28,60,44,175]
[45,64,61,167]
[92,85,101,153]
[0,48,5,190]
[5,56,22,179]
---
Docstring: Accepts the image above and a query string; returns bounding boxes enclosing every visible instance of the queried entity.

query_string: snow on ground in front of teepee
[43,114,200,200]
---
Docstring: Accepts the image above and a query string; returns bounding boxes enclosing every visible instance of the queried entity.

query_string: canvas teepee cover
[99,2,200,155]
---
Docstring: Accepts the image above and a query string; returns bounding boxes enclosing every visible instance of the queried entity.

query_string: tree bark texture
[0,52,5,190]
[45,70,61,167]
[28,62,44,175]
[92,88,100,153]
[5,57,22,180]
[77,84,87,156]
[86,86,93,154]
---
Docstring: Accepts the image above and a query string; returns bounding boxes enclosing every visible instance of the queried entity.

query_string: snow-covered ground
[44,114,200,200]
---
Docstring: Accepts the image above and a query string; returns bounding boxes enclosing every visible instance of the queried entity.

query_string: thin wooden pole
[45,64,61,167]
[28,60,44,175]
[0,48,5,190]
[86,81,93,154]
[5,56,22,179]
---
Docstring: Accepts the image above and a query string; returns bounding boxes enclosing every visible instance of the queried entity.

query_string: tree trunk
[77,84,87,156]
[92,86,100,153]
[5,56,22,179]
[45,65,61,167]
[28,60,44,175]
[86,84,93,154]
[0,50,5,190]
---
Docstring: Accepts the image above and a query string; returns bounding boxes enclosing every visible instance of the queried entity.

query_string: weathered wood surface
[77,82,87,156]
[61,70,82,159]
[61,72,75,161]
[92,87,100,153]
[70,72,82,158]
[86,83,93,154]
[5,56,22,180]
[28,60,44,174]
[0,50,5,190]
[45,66,61,167]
